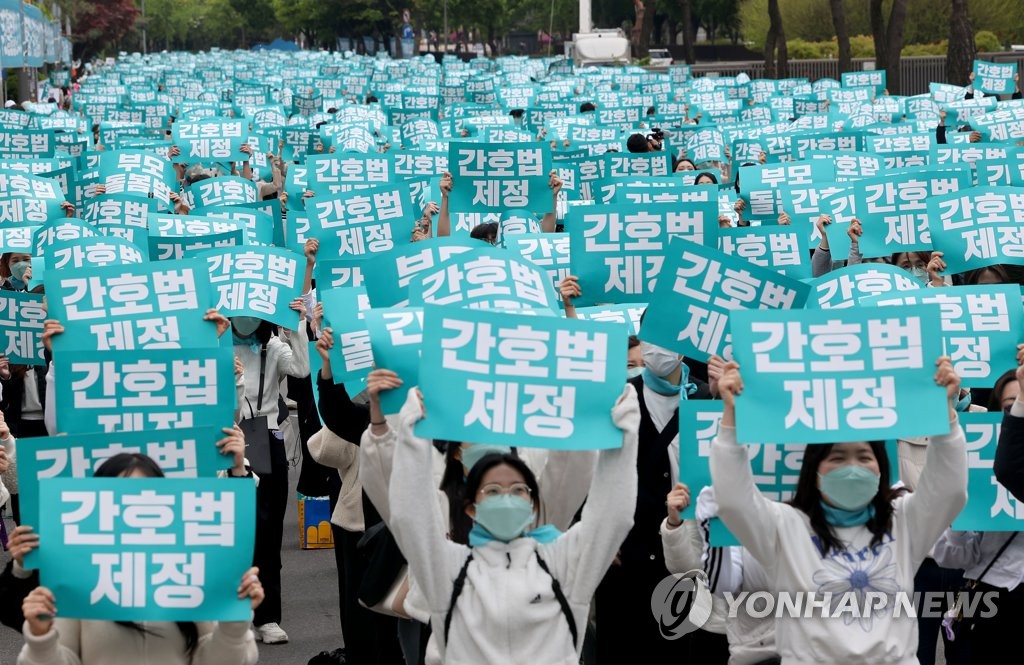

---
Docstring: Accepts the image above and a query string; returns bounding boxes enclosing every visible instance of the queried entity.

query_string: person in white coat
[387,385,639,665]
[710,357,967,664]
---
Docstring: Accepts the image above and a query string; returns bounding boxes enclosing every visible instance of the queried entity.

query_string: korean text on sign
[415,305,627,450]
[640,237,810,362]
[954,412,1024,530]
[37,478,256,621]
[203,246,303,330]
[730,304,949,444]
[447,141,552,214]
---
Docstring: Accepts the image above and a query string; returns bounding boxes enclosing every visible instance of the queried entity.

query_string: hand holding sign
[718,361,743,426]
[935,356,961,419]
[6,525,39,568]
[666,483,691,528]
[24,586,56,637]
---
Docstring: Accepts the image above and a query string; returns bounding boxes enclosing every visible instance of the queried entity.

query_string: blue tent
[251,38,300,52]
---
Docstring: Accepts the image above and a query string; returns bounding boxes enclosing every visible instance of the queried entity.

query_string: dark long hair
[96,454,199,657]
[787,442,895,556]
[439,442,474,544]
[463,452,541,515]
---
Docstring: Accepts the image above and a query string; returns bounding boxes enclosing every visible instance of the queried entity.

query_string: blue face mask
[473,494,535,542]
[818,464,880,511]
[461,444,511,472]
[956,390,972,413]
[626,366,645,380]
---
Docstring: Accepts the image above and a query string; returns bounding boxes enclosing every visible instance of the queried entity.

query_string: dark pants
[334,523,404,665]
[253,433,289,627]
[914,557,970,665]
[596,559,692,662]
[968,582,1024,662]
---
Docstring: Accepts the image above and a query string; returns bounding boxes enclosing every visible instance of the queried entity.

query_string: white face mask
[640,342,681,378]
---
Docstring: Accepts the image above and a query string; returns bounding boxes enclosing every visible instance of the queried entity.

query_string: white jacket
[388,386,639,665]
[18,618,257,665]
[1,433,15,509]
[711,419,967,665]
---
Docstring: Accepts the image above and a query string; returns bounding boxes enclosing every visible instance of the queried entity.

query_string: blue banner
[447,141,552,213]
[303,183,415,257]
[45,260,216,351]
[719,226,811,280]
[567,202,720,305]
[639,237,809,362]
[53,345,237,434]
[860,285,1024,387]
[202,246,304,330]
[730,304,949,444]
[319,286,373,385]
[954,412,1024,530]
[927,186,1024,274]
[807,263,923,309]
[15,427,230,541]
[37,478,256,621]
[365,307,423,414]
[414,305,627,449]
[0,290,45,364]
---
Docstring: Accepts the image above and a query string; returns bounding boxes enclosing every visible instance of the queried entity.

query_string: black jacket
[617,374,711,569]
[0,367,48,436]
[995,408,1024,503]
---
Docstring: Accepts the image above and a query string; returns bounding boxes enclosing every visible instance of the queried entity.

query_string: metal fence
[671,52,1024,96]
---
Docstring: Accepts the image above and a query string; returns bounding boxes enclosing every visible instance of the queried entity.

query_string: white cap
[3,100,15,108]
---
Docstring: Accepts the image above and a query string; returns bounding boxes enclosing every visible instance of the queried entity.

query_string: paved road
[1,465,344,665]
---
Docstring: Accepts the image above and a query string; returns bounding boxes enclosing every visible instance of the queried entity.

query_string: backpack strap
[535,551,579,650]
[442,550,579,652]
[443,553,474,646]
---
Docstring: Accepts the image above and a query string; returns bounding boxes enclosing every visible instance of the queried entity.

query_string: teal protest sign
[0,290,45,365]
[305,153,394,196]
[82,193,158,230]
[954,412,1024,530]
[640,237,809,362]
[185,176,259,210]
[362,237,477,307]
[841,71,886,96]
[0,128,56,158]
[927,186,1024,274]
[415,305,627,450]
[147,214,246,261]
[365,307,424,414]
[0,225,38,252]
[16,427,231,545]
[196,204,275,246]
[567,202,719,305]
[860,285,1024,387]
[972,61,1017,96]
[202,246,304,330]
[96,149,175,210]
[45,260,215,352]
[719,226,810,280]
[739,160,836,219]
[807,263,923,309]
[314,257,368,291]
[408,248,560,312]
[447,141,552,213]
[53,345,237,434]
[32,219,96,257]
[37,478,255,621]
[974,106,1024,143]
[574,304,646,336]
[171,118,247,163]
[504,233,570,305]
[825,171,971,257]
[319,286,373,385]
[730,304,949,444]
[303,183,415,257]
[0,172,66,222]
[46,236,145,272]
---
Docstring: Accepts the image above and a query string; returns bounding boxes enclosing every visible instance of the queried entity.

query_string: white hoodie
[387,386,639,665]
[710,418,967,665]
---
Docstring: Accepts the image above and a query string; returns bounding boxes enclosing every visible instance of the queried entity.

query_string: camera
[648,127,665,142]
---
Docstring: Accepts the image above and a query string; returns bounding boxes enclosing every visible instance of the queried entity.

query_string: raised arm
[387,388,468,616]
[542,384,639,604]
[900,357,968,566]
[709,362,785,567]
